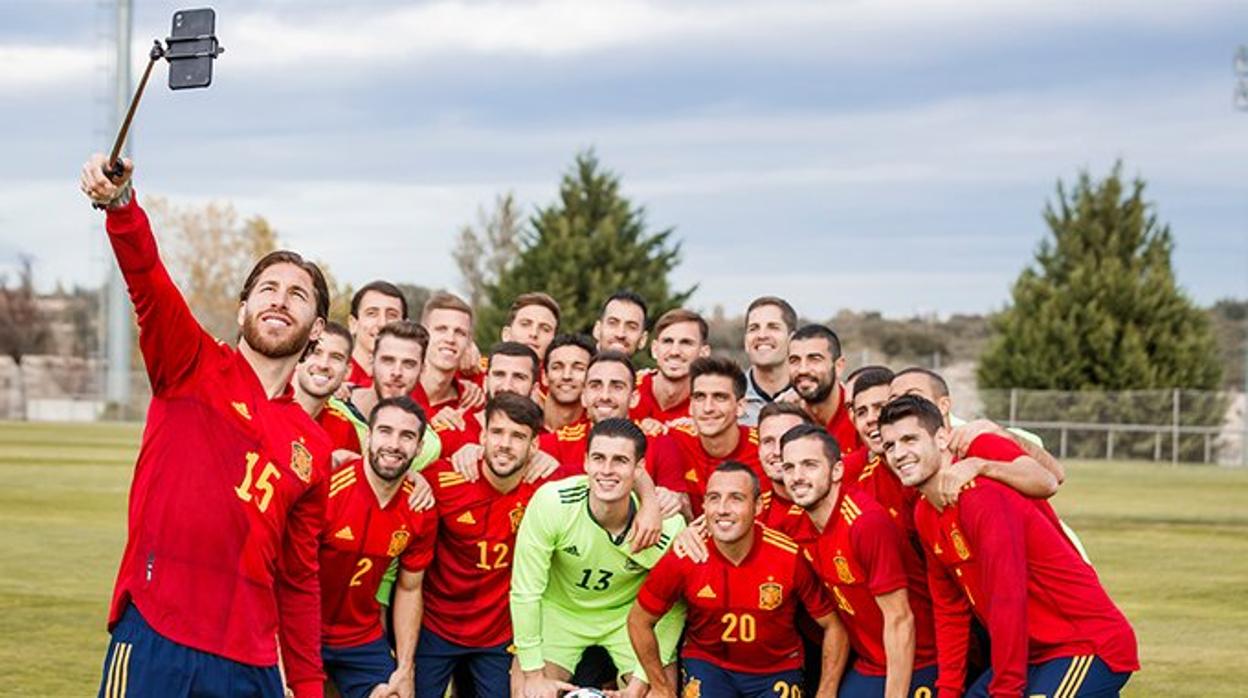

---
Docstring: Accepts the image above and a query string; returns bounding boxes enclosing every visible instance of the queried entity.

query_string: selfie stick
[102,41,165,182]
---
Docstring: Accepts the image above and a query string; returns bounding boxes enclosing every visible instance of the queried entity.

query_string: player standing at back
[630,462,845,698]
[511,419,687,698]
[630,308,711,433]
[319,397,434,698]
[788,325,862,456]
[82,155,330,698]
[741,296,799,426]
[344,281,408,388]
[878,396,1138,697]
[293,322,363,459]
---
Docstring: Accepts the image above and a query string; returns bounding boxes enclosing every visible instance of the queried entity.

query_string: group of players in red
[82,156,1137,698]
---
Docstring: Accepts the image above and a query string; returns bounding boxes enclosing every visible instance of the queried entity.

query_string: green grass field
[2,421,1246,696]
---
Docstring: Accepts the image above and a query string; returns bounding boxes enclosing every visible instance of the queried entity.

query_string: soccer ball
[563,690,607,698]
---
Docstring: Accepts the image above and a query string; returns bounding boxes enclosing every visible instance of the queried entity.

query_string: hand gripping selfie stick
[96,8,224,206]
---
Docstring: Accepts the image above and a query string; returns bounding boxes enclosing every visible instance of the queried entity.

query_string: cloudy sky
[2,0,1245,318]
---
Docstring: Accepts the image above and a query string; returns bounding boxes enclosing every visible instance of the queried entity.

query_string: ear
[832,459,844,484]
[629,387,641,410]
[734,397,746,419]
[935,425,951,452]
[501,326,513,342]
[650,338,660,361]
[347,313,359,336]
[834,354,847,379]
[697,344,711,359]
[309,317,325,343]
[938,396,953,420]
[236,301,247,329]
[637,330,649,352]
[591,320,603,344]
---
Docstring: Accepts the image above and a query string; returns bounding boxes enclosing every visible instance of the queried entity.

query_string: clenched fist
[79,154,134,208]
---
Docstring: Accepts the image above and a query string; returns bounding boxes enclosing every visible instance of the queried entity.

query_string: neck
[544,400,585,432]
[806,383,842,425]
[362,458,404,507]
[481,457,526,494]
[652,373,690,409]
[351,347,373,377]
[918,452,955,511]
[589,495,632,537]
[713,526,755,565]
[700,424,740,459]
[238,343,300,399]
[294,389,326,418]
[421,364,457,402]
[807,484,840,532]
[771,479,792,501]
[751,363,790,396]
[351,387,378,418]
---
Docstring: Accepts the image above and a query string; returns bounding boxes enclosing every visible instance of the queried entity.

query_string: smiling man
[318,397,434,698]
[741,296,799,426]
[788,324,862,457]
[593,291,650,357]
[541,333,595,432]
[345,281,408,388]
[781,424,939,698]
[629,462,843,698]
[294,322,363,456]
[82,154,331,698]
[878,396,1138,698]
[630,308,711,432]
[511,419,686,698]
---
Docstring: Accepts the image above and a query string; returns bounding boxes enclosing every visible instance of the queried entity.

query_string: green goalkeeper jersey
[510,475,686,672]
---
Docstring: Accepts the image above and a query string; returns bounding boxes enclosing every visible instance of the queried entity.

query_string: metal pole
[104,0,133,417]
[1172,388,1180,465]
[1008,388,1017,428]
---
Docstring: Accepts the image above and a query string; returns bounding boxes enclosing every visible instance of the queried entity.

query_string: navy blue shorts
[97,604,283,698]
[838,664,938,697]
[414,626,511,698]
[682,657,804,698]
[323,636,397,698]
[967,655,1131,698]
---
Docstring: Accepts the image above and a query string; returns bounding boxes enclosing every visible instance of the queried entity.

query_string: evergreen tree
[476,151,694,346]
[978,163,1223,458]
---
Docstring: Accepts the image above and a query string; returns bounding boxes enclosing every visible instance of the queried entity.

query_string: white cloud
[0,44,97,91]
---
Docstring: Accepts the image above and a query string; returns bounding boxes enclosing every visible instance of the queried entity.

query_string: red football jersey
[629,370,691,425]
[412,381,463,416]
[842,449,919,539]
[319,460,434,648]
[316,401,362,455]
[638,524,835,673]
[419,459,540,647]
[916,479,1138,698]
[538,420,686,491]
[104,198,330,696]
[757,491,819,544]
[346,357,371,388]
[656,424,769,518]
[819,385,863,458]
[430,409,484,463]
[807,489,937,677]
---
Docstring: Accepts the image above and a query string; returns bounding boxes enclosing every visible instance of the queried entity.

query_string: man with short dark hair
[512,419,687,698]
[630,308,710,432]
[593,291,649,357]
[416,393,548,697]
[741,296,799,426]
[346,321,441,472]
[82,154,330,697]
[755,401,817,537]
[433,341,541,458]
[780,424,939,698]
[346,281,408,388]
[629,462,843,698]
[542,334,595,433]
[502,292,562,362]
[788,324,862,457]
[840,366,917,535]
[652,356,764,518]
[319,397,434,698]
[294,322,363,457]
[878,396,1138,698]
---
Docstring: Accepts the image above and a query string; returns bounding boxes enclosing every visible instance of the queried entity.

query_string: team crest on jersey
[758,581,783,610]
[387,529,411,556]
[289,441,313,482]
[833,554,856,583]
[950,527,970,560]
[509,503,526,533]
[682,678,701,698]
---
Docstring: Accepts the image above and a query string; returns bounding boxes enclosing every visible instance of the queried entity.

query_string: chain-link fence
[974,389,1246,466]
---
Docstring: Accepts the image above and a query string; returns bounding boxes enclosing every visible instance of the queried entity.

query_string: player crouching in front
[878,396,1138,698]
[318,396,435,698]
[629,461,845,698]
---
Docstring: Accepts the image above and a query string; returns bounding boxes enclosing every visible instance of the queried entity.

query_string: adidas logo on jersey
[456,511,477,525]
[696,584,717,599]
[334,526,355,541]
[561,545,581,557]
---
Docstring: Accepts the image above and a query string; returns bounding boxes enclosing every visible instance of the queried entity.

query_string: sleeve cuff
[516,646,544,673]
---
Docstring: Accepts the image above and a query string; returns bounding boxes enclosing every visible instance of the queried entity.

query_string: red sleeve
[105,194,214,394]
[960,487,1029,698]
[964,433,1026,462]
[276,458,329,697]
[793,552,837,620]
[634,549,685,617]
[850,508,908,596]
[647,435,687,493]
[926,545,971,698]
[401,509,437,572]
